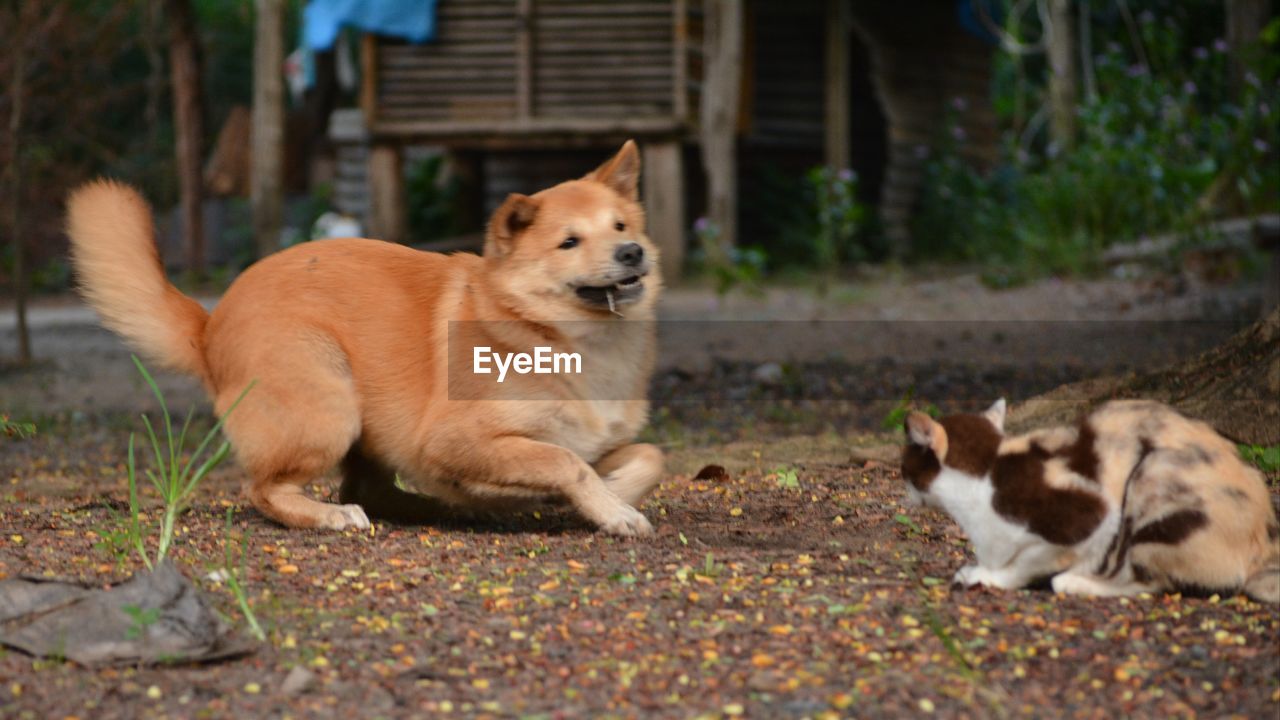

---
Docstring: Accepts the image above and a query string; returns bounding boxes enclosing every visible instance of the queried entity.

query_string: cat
[900,398,1280,602]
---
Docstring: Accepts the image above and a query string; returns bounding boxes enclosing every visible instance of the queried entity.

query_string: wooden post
[824,0,851,171]
[167,0,206,274]
[699,0,742,261]
[368,143,406,242]
[642,140,685,281]
[7,14,31,364]
[1047,0,1076,149]
[252,0,285,257]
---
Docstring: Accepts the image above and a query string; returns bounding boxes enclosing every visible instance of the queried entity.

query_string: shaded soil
[2,429,1278,719]
[1,277,1277,718]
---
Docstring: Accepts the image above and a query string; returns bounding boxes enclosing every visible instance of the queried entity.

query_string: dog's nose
[614,242,644,267]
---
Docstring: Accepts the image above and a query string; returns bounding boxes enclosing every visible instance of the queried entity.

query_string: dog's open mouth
[574,275,645,311]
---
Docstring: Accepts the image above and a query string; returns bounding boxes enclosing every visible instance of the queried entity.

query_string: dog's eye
[559,236,580,250]
[614,221,626,232]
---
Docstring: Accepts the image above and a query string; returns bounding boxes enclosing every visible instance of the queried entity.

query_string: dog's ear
[586,140,641,201]
[905,411,948,460]
[484,193,539,257]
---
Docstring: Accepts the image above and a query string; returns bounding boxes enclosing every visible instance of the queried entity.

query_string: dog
[66,141,664,536]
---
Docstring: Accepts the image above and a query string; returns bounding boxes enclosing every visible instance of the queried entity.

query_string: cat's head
[900,399,1006,507]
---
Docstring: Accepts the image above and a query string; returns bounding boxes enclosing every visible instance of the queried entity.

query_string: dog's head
[483,141,661,319]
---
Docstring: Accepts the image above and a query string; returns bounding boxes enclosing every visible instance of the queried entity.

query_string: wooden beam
[699,0,742,259]
[360,33,378,127]
[823,0,851,171]
[516,0,534,119]
[642,140,685,281]
[372,116,685,138]
[251,0,285,258]
[368,143,406,243]
[673,0,688,121]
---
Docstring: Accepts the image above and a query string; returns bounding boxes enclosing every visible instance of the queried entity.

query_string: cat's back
[1087,400,1270,526]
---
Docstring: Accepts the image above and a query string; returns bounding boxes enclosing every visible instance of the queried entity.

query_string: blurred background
[1,0,1278,444]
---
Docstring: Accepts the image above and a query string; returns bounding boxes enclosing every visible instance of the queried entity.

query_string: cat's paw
[954,564,1021,589]
[1051,572,1106,596]
[953,564,988,588]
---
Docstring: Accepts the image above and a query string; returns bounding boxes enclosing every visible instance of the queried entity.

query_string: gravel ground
[1,274,1276,718]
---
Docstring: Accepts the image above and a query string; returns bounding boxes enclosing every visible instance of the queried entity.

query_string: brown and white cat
[900,399,1280,602]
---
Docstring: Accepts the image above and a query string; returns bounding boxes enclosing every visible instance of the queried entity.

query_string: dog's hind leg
[594,443,665,507]
[218,358,369,531]
[339,447,458,525]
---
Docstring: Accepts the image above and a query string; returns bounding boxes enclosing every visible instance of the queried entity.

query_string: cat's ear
[905,412,947,458]
[982,398,1007,433]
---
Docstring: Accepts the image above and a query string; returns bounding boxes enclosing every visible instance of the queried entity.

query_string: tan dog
[66,142,665,536]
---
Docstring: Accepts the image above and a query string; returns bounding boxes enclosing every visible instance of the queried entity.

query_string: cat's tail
[1243,518,1280,604]
[66,180,210,379]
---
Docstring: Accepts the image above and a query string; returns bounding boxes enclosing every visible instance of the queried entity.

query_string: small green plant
[697,552,725,579]
[881,389,941,431]
[221,507,266,642]
[1,414,36,440]
[807,166,866,291]
[126,355,252,569]
[894,513,923,536]
[122,605,162,640]
[771,466,801,490]
[1239,444,1280,474]
[694,217,767,297]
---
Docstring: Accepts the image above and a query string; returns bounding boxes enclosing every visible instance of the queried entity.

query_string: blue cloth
[304,0,437,50]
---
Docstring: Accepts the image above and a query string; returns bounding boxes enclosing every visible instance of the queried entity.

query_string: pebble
[280,666,316,696]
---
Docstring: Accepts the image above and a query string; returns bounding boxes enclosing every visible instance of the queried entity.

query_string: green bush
[913,10,1280,283]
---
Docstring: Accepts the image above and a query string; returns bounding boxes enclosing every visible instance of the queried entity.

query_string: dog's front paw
[599,506,654,537]
[322,503,371,531]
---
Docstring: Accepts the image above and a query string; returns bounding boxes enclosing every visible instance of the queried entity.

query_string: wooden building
[335,0,998,277]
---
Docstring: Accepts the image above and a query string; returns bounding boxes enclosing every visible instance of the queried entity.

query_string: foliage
[1239,444,1280,474]
[771,466,801,490]
[221,507,267,641]
[693,217,767,297]
[124,355,252,569]
[913,5,1280,283]
[881,389,941,431]
[1,414,36,440]
[406,154,467,243]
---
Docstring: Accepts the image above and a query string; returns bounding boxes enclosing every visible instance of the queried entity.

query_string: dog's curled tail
[66,180,209,379]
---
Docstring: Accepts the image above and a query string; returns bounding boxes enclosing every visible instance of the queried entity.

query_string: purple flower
[1182,81,1197,95]
[1126,64,1147,78]
[1256,139,1270,154]
[951,126,967,141]
[1213,38,1228,53]
[951,96,968,112]
[1246,71,1260,88]
[693,217,711,234]
[1192,47,1208,60]
[837,168,855,183]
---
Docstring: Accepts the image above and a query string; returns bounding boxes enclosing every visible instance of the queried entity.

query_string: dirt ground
[1,272,1277,718]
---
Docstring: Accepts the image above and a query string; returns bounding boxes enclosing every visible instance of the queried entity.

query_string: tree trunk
[1046,0,1077,149]
[7,22,31,365]
[251,0,285,258]
[1010,307,1280,445]
[699,0,742,263]
[167,0,206,275]
[1225,0,1272,99]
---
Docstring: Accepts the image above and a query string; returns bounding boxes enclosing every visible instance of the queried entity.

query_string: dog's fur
[66,141,665,535]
